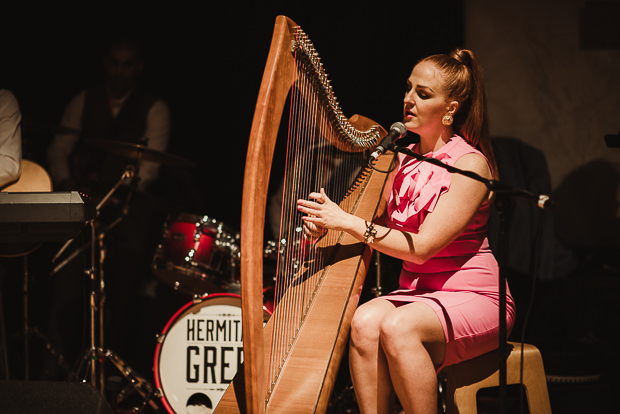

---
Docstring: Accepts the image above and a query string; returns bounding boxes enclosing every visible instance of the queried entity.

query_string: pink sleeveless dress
[383,135,516,371]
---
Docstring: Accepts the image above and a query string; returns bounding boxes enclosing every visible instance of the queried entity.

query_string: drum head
[154,294,269,413]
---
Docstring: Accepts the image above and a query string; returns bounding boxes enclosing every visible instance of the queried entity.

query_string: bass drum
[153,293,271,413]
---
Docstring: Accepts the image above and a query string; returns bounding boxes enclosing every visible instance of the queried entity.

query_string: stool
[440,341,551,413]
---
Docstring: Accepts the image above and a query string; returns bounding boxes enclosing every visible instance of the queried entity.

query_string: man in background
[46,37,171,375]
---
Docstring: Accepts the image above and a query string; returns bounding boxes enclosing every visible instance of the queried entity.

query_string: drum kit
[49,139,274,413]
[152,212,241,295]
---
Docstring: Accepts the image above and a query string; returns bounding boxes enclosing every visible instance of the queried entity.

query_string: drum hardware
[219,237,241,294]
[24,257,70,378]
[52,164,158,407]
[73,347,161,413]
[2,255,71,380]
[371,250,383,298]
[152,213,242,296]
[0,284,6,379]
[153,218,285,297]
[50,166,136,276]
[263,239,279,260]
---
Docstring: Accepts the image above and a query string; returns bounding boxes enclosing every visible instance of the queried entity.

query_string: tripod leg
[0,286,8,379]
[102,348,161,411]
[23,256,29,380]
[28,327,72,376]
[70,346,97,383]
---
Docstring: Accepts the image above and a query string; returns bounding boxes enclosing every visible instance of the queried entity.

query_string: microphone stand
[386,143,552,413]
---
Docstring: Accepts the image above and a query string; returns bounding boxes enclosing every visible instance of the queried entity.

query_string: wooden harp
[216,15,394,413]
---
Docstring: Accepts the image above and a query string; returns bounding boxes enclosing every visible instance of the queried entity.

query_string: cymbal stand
[50,165,136,273]
[66,164,160,412]
[71,166,134,392]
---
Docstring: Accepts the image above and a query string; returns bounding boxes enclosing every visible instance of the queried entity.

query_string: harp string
[268,81,359,393]
[264,24,379,400]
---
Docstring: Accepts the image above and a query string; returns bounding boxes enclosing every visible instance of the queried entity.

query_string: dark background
[1,1,464,228]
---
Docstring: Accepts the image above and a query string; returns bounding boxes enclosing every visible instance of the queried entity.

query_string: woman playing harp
[298,49,516,413]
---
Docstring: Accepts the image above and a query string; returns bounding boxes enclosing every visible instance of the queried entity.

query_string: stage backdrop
[466,0,620,251]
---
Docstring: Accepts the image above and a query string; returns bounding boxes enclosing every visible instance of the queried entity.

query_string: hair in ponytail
[420,49,498,176]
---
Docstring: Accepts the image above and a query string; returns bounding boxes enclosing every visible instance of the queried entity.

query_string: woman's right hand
[297,188,353,232]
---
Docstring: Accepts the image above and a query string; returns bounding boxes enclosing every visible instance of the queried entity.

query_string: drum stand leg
[65,166,160,411]
[22,256,31,379]
[68,220,106,389]
[0,282,8,379]
[73,347,161,413]
[68,219,161,412]
[224,247,241,294]
[15,254,70,380]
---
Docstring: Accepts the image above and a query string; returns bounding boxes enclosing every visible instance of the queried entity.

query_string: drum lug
[185,248,196,262]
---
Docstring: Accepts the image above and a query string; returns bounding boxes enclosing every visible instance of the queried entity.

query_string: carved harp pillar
[215,16,394,414]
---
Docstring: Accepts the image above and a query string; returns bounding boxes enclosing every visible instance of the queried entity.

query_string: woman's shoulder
[446,135,482,155]
[447,136,490,177]
[454,151,492,179]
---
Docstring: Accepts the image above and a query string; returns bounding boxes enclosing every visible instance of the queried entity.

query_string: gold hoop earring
[442,113,453,126]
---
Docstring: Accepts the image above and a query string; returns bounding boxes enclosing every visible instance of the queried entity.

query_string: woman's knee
[350,300,392,351]
[379,305,442,351]
[378,313,416,354]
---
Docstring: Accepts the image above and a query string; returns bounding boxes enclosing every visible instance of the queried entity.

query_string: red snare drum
[153,294,270,413]
[152,213,240,294]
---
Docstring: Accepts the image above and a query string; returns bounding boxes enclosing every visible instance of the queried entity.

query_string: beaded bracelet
[363,221,377,244]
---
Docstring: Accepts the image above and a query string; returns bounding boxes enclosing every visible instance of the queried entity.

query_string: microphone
[369,122,408,161]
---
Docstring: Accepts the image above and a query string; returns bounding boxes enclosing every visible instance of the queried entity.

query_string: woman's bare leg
[380,302,446,413]
[349,298,397,414]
